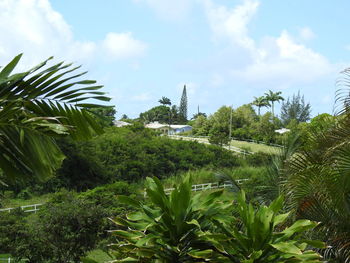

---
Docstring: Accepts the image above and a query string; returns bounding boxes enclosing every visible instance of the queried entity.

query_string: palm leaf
[0,54,111,182]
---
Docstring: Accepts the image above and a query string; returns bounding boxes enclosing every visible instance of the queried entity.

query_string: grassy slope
[230,140,280,154]
[170,135,280,154]
[1,193,52,209]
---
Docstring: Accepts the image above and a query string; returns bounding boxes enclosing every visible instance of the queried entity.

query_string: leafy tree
[53,138,109,191]
[280,92,311,125]
[252,96,270,116]
[0,208,27,255]
[120,114,129,120]
[251,112,279,143]
[139,105,171,124]
[158,96,171,106]
[32,191,105,262]
[209,124,230,146]
[233,104,258,129]
[170,105,181,124]
[0,192,106,263]
[179,85,188,122]
[89,106,116,127]
[192,115,211,136]
[192,112,207,120]
[0,54,109,184]
[208,106,232,145]
[265,90,284,119]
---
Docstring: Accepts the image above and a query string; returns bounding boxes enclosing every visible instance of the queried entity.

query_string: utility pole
[229,105,233,150]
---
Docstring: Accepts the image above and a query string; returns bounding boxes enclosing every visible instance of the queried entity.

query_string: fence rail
[0,203,43,213]
[164,180,249,195]
[169,135,283,148]
[168,135,253,155]
[0,258,11,262]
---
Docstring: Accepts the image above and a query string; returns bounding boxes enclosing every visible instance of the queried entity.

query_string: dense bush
[78,181,141,215]
[4,124,238,195]
[90,126,238,181]
[1,191,106,263]
[244,151,274,166]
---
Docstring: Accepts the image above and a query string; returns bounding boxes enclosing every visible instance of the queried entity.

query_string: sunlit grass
[1,193,52,208]
[230,139,280,154]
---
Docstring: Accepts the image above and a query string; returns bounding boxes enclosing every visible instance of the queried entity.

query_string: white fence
[168,135,253,155]
[169,135,283,149]
[164,179,249,195]
[0,203,43,213]
[230,137,283,148]
[0,258,11,262]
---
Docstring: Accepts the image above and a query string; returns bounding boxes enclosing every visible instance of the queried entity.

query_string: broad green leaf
[0,53,22,78]
[271,242,302,255]
[117,195,141,208]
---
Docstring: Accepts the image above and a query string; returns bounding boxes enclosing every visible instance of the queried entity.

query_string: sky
[1,0,350,119]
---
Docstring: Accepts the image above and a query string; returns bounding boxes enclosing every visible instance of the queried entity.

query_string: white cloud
[201,0,334,86]
[202,0,259,50]
[0,0,147,69]
[299,27,315,41]
[102,32,147,60]
[131,92,152,102]
[234,31,332,85]
[132,0,193,21]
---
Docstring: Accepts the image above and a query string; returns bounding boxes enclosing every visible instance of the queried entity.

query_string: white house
[275,128,290,134]
[145,121,192,135]
[114,120,131,127]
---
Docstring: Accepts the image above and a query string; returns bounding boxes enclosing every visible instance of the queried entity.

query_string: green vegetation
[280,92,311,125]
[83,249,113,262]
[0,54,110,185]
[229,139,280,154]
[110,177,323,262]
[2,54,350,262]
[264,90,284,119]
[179,84,188,122]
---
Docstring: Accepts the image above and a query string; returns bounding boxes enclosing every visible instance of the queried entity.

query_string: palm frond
[0,54,111,182]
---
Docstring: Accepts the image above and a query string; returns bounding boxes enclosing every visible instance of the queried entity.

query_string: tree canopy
[280,92,311,125]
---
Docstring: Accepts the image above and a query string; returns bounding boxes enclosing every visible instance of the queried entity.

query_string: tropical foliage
[0,54,109,184]
[264,90,284,119]
[110,177,323,262]
[285,114,350,262]
[252,96,270,116]
[199,192,323,263]
[109,176,231,262]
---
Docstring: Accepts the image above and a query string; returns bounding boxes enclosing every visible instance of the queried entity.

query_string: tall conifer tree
[179,85,188,122]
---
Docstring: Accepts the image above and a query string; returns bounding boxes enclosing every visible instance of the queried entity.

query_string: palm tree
[252,96,270,116]
[158,96,171,106]
[0,54,110,184]
[283,68,350,262]
[264,90,284,119]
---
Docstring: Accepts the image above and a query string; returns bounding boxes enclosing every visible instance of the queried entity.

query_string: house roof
[145,121,191,130]
[275,128,290,134]
[114,120,131,127]
[145,121,168,129]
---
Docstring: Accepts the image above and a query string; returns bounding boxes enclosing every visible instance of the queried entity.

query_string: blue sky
[1,0,350,118]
